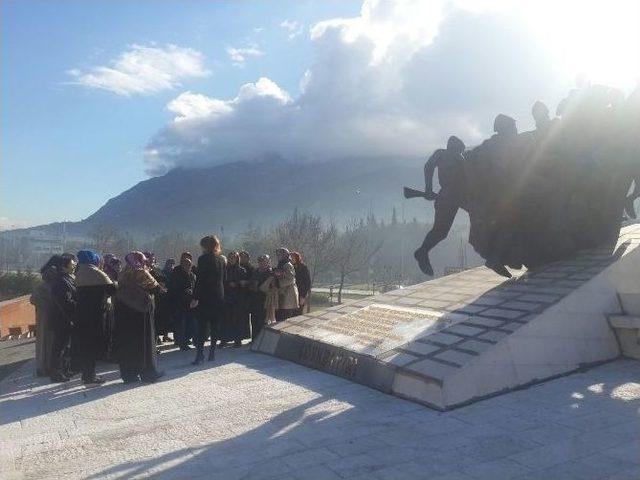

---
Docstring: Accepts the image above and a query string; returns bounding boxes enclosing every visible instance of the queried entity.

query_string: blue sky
[1,0,360,228]
[2,0,639,229]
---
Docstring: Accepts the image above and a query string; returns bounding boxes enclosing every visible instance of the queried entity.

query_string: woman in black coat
[48,255,78,383]
[192,235,226,365]
[73,250,116,385]
[32,256,60,377]
[291,251,312,316]
[168,252,197,351]
[222,251,250,347]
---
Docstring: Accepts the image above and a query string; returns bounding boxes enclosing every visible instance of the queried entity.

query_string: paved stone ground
[1,346,639,480]
[0,339,35,382]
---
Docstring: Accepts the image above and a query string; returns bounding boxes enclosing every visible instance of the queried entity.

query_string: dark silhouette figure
[465,114,520,278]
[407,84,640,278]
[531,101,552,134]
[414,135,466,275]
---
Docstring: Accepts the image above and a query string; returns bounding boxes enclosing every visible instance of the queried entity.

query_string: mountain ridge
[6,157,431,239]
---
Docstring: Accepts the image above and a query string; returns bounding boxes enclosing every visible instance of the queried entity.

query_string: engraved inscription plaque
[309,304,454,356]
[298,341,358,378]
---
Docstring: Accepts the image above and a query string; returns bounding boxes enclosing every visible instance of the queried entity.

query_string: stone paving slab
[1,349,638,480]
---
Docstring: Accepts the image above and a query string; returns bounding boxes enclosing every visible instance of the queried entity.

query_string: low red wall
[0,295,35,337]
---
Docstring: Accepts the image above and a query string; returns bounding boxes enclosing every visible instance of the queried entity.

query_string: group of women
[186,236,311,365]
[31,234,312,384]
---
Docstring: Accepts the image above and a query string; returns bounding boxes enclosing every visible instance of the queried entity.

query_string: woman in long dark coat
[101,254,121,359]
[73,250,116,385]
[113,251,165,384]
[223,251,250,347]
[48,255,78,383]
[249,254,274,341]
[192,235,226,364]
[291,251,312,316]
[168,252,197,351]
[31,256,61,377]
[154,258,175,343]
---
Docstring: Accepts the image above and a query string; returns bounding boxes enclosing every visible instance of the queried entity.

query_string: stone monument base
[253,224,640,410]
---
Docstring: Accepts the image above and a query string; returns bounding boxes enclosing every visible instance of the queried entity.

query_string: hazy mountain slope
[15,157,434,238]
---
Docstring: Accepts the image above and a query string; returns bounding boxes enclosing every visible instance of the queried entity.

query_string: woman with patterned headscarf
[113,251,166,384]
[73,250,116,385]
[102,254,122,282]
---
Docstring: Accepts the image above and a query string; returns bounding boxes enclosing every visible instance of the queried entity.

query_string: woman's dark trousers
[50,325,71,379]
[174,308,195,349]
[195,306,221,354]
[250,309,266,340]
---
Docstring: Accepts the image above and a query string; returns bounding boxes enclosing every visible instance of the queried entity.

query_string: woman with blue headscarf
[73,250,116,385]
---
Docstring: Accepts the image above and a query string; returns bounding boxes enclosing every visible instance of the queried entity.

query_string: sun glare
[524,0,640,90]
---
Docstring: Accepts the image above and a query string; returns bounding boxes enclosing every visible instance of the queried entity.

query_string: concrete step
[619,293,640,316]
[608,314,640,329]
[607,314,640,360]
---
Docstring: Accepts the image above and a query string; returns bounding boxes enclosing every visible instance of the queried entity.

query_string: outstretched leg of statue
[414,197,458,276]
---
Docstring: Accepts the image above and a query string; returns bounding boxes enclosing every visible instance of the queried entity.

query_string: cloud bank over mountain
[142,0,634,175]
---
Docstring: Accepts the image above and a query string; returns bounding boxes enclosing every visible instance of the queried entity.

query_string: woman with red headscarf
[113,251,166,384]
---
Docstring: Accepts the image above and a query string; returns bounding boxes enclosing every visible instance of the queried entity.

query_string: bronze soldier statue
[406,85,638,279]
[466,114,519,277]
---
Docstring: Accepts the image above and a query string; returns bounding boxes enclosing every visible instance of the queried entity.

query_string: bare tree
[332,218,382,303]
[89,224,125,254]
[273,209,337,283]
[146,231,199,261]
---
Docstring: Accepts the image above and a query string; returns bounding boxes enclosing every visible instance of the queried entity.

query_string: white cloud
[167,92,233,122]
[144,0,639,175]
[67,44,210,96]
[146,78,292,171]
[280,20,304,40]
[226,45,264,66]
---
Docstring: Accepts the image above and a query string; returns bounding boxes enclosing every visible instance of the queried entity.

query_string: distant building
[0,230,64,271]
[19,231,64,269]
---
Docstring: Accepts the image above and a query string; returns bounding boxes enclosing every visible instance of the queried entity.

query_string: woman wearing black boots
[192,235,226,365]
